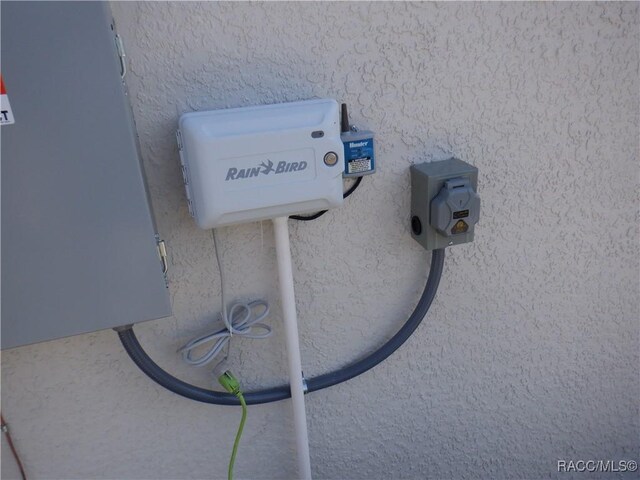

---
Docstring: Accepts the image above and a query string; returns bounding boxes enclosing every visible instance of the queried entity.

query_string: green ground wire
[228,393,247,480]
[217,371,247,480]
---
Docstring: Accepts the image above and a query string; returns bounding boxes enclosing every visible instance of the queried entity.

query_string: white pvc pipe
[272,216,313,480]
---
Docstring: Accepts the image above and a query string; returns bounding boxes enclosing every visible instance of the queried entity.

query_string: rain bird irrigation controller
[117,99,480,480]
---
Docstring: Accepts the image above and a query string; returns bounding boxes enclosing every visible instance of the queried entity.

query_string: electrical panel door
[1,2,172,349]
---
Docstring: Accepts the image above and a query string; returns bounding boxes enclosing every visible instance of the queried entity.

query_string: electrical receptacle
[410,158,480,251]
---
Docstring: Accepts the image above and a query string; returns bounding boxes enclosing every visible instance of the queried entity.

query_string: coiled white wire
[178,229,272,368]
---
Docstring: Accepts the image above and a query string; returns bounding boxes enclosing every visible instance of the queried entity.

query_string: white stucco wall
[2,2,638,479]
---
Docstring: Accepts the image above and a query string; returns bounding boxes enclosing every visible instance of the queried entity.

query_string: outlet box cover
[410,158,479,251]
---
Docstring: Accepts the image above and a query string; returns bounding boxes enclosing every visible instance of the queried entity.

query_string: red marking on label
[1,73,16,125]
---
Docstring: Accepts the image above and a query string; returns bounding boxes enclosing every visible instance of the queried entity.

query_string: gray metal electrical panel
[1,2,172,349]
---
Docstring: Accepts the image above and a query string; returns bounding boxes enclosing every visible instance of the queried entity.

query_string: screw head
[323,151,338,166]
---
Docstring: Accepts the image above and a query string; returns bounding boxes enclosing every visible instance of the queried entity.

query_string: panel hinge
[115,34,127,79]
[176,130,183,151]
[155,235,168,286]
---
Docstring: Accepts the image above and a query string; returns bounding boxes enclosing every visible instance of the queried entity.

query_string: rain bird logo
[225,159,307,180]
[259,160,275,175]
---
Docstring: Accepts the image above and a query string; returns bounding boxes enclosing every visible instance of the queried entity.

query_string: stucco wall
[2,2,638,479]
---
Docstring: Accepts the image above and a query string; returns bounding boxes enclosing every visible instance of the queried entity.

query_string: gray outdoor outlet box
[410,158,480,251]
[1,2,172,349]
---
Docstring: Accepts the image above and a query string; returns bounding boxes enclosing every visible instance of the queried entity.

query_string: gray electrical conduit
[117,248,445,406]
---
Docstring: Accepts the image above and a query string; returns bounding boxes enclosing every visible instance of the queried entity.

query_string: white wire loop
[179,299,272,367]
[178,229,272,369]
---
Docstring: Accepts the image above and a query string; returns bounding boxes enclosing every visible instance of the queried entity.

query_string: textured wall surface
[2,2,639,479]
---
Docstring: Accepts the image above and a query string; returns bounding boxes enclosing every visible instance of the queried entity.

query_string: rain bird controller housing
[177,99,344,228]
[118,98,480,480]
